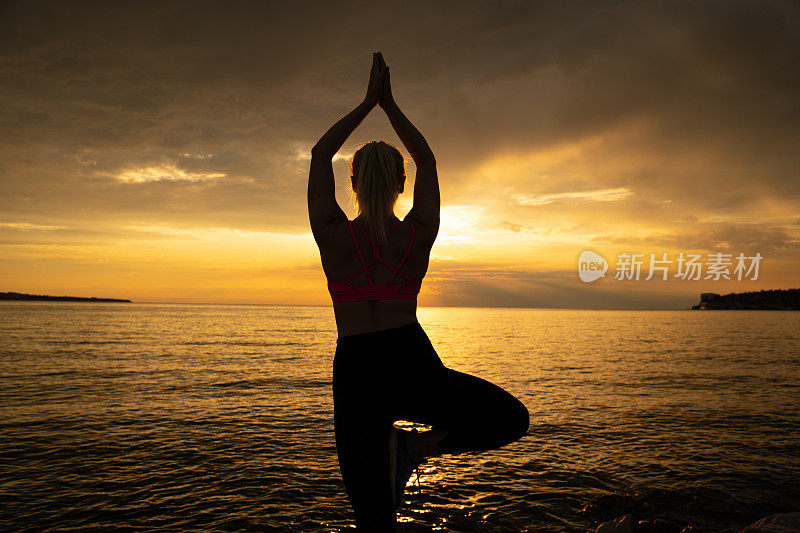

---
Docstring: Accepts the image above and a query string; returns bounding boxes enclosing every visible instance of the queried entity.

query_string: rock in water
[739,512,800,532]
[595,514,637,533]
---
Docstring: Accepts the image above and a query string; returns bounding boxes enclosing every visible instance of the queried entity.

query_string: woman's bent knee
[509,396,530,442]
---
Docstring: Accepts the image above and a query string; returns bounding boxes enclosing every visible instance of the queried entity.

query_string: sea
[1,302,798,532]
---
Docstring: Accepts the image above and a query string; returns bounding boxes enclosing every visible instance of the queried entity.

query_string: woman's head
[350,140,406,243]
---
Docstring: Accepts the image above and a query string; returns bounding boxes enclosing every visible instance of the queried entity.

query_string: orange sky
[1,1,798,308]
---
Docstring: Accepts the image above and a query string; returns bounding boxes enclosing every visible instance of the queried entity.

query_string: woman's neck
[355,214,399,224]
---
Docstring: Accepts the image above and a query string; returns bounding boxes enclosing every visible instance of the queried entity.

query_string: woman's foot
[389,427,425,509]
[409,428,447,459]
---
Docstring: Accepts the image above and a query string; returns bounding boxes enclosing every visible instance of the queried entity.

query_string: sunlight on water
[1,302,798,531]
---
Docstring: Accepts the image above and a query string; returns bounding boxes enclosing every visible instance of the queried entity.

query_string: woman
[308,52,529,531]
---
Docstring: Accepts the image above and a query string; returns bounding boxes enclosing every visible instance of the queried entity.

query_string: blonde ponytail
[350,141,406,244]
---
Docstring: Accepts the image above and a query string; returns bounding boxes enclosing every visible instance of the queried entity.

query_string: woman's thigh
[396,367,530,454]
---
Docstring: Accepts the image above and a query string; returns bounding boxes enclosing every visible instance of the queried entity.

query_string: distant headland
[0,291,132,303]
[692,289,799,310]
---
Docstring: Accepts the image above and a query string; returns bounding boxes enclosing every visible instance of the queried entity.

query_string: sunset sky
[1,0,798,308]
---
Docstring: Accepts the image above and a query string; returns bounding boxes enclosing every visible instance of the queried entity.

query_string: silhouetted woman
[308,52,529,531]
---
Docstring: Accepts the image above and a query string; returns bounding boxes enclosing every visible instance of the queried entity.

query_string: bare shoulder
[403,209,439,249]
[313,217,353,259]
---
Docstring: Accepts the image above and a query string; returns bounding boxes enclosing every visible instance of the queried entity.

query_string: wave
[181,340,299,346]
[210,377,329,389]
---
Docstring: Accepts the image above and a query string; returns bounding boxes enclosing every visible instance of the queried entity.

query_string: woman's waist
[333,299,418,337]
[333,319,443,378]
[336,319,422,344]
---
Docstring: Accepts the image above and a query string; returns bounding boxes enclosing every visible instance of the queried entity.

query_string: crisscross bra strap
[387,222,415,284]
[349,219,415,286]
[348,221,373,284]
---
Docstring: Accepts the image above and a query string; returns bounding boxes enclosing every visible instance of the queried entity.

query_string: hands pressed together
[364,52,394,110]
[309,49,436,233]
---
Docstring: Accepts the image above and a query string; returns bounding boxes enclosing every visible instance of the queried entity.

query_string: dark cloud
[425,272,699,309]
[592,222,799,254]
[2,1,798,221]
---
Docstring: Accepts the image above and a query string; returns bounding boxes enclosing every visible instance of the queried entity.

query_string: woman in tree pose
[308,52,529,531]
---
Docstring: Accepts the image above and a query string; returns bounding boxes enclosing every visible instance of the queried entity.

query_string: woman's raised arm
[308,54,386,242]
[377,54,439,233]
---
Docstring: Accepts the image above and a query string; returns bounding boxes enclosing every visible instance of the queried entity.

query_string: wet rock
[582,494,639,520]
[638,518,677,533]
[595,515,637,533]
[594,514,689,533]
[738,512,800,532]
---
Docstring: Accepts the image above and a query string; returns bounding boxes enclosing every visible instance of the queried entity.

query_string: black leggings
[332,321,529,531]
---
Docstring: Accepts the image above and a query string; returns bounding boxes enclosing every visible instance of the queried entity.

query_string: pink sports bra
[327,219,422,302]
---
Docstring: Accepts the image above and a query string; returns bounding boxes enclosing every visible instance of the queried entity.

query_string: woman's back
[317,214,437,336]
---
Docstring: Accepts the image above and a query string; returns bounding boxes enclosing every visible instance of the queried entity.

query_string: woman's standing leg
[334,411,395,530]
[333,343,397,531]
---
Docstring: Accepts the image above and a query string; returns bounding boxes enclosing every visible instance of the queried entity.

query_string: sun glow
[115,165,226,183]
[513,187,632,206]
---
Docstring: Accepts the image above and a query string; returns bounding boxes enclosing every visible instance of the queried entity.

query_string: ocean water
[1,302,798,532]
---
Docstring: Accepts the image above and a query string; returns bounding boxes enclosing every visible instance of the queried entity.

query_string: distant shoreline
[0,292,132,303]
[3,289,798,309]
[691,289,799,310]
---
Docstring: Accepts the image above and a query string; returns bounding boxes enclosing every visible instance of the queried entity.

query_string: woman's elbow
[311,144,333,160]
[414,151,436,167]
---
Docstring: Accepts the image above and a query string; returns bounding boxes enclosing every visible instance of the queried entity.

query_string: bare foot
[410,428,447,459]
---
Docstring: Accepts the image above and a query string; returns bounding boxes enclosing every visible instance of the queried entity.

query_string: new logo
[578,250,608,282]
